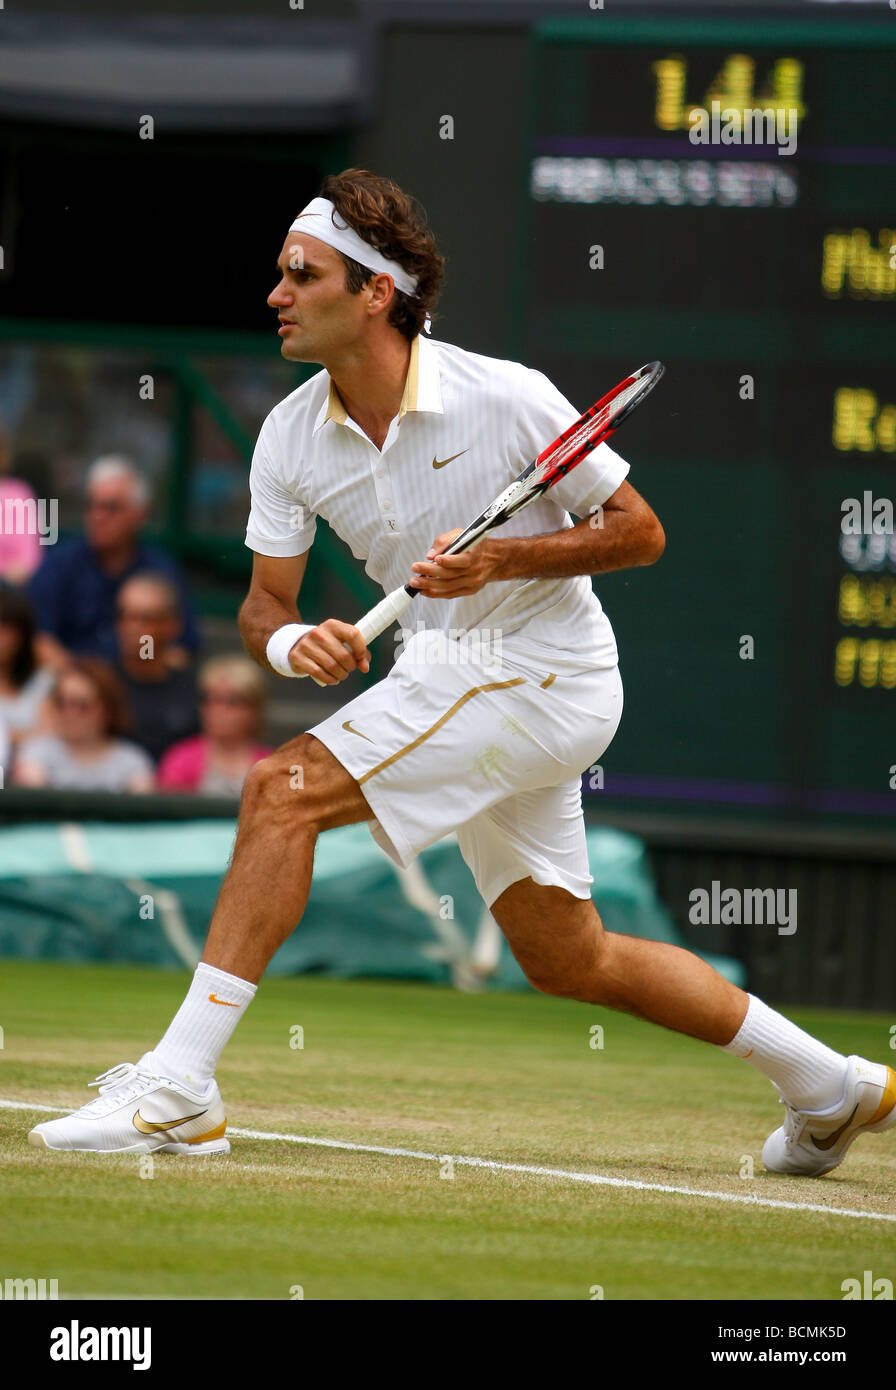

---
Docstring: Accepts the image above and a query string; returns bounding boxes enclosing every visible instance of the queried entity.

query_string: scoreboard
[516,16,896,823]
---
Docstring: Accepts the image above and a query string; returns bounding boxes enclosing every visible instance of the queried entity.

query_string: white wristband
[266,623,314,678]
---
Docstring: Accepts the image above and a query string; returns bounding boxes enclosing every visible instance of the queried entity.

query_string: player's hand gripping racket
[298,360,664,684]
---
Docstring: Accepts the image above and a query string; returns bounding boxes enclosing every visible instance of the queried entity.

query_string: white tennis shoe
[762,1055,896,1177]
[28,1053,229,1155]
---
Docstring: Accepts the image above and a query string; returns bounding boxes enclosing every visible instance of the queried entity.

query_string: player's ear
[365,273,396,316]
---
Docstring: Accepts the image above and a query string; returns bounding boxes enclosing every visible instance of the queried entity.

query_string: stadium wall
[592,810,896,1011]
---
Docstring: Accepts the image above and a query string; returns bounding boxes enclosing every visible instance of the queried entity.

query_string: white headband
[289,197,419,298]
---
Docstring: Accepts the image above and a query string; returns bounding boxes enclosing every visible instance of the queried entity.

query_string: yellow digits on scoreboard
[652,54,806,133]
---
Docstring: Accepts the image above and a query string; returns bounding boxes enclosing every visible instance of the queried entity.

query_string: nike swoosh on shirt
[133,1108,208,1135]
[432,449,468,469]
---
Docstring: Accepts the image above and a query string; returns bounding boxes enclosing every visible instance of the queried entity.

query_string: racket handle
[296,584,415,686]
[355,584,415,645]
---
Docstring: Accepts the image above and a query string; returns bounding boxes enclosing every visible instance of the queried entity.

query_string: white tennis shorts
[308,627,623,908]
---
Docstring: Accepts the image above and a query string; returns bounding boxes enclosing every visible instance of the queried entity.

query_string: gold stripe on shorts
[540,673,556,689]
[357,676,525,785]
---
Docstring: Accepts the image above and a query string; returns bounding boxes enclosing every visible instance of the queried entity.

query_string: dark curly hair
[315,169,445,341]
[0,587,37,688]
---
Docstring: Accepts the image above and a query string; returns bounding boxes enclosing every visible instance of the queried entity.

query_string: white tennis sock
[721,994,849,1111]
[151,962,257,1087]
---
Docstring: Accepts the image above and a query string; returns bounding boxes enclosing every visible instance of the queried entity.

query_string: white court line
[3,1098,894,1225]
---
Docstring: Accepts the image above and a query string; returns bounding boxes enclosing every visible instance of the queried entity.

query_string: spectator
[0,420,43,587]
[115,572,200,762]
[0,589,55,745]
[14,658,154,792]
[158,655,272,796]
[27,455,200,668]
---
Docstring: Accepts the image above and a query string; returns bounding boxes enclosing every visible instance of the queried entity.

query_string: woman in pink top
[0,422,42,585]
[157,654,271,797]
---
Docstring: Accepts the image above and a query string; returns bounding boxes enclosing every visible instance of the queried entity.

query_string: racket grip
[295,585,414,686]
[356,585,415,644]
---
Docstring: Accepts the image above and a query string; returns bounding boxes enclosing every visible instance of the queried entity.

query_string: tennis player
[30,169,895,1177]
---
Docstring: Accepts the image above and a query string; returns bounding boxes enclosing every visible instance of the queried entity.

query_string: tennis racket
[300,359,664,683]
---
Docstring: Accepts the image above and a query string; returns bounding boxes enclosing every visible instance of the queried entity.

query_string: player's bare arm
[238,550,370,686]
[409,480,665,598]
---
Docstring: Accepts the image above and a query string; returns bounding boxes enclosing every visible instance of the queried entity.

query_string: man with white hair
[27,453,199,667]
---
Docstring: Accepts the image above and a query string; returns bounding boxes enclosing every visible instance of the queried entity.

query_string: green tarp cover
[0,820,745,990]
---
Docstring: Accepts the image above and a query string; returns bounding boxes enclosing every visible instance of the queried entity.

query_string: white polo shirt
[244,334,630,668]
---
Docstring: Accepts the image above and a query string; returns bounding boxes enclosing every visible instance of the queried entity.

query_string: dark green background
[517,22,896,821]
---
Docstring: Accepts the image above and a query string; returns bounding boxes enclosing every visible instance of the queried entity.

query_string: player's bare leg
[490,877,746,1043]
[28,734,372,1155]
[491,876,896,1174]
[202,733,373,982]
